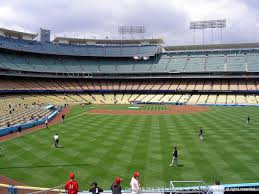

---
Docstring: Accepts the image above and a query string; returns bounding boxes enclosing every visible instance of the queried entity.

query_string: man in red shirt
[65,172,79,194]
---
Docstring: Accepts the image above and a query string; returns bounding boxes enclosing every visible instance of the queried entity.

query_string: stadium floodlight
[118,25,146,39]
[190,19,226,45]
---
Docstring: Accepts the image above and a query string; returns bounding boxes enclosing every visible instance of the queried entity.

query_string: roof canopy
[165,43,259,52]
[53,37,164,45]
[0,28,38,40]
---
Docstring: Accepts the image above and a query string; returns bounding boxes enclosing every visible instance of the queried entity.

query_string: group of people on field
[65,171,141,194]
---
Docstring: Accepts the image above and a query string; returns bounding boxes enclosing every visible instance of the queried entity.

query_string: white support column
[245,53,248,72]
[224,54,227,72]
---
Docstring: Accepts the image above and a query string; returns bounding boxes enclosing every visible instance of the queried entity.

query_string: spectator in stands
[45,119,48,128]
[130,172,141,194]
[208,180,224,194]
[111,178,122,194]
[170,147,178,167]
[62,114,65,123]
[6,122,10,127]
[65,172,79,194]
[54,133,59,148]
[89,182,103,194]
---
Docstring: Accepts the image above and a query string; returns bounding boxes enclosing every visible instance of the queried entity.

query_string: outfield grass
[97,104,169,111]
[0,105,259,190]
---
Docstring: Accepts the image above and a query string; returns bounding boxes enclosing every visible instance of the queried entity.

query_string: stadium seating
[187,94,200,105]
[247,53,259,72]
[226,54,246,71]
[2,77,259,93]
[246,95,257,104]
[0,35,160,57]
[196,95,208,104]
[236,95,246,104]
[1,48,259,74]
[205,54,225,72]
[216,95,227,104]
[1,34,259,131]
[227,95,236,104]
[0,95,56,128]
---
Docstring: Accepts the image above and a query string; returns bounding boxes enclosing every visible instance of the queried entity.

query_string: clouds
[0,0,258,45]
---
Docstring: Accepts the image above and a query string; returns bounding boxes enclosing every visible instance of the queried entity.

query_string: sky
[0,0,258,45]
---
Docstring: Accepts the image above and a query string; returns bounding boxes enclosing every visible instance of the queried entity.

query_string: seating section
[1,78,259,92]
[2,93,257,112]
[0,49,259,74]
[0,95,54,128]
[0,35,160,57]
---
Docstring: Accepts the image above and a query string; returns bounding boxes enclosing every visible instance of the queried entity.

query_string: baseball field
[0,104,259,190]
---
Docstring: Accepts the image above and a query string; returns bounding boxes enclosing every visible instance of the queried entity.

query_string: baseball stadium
[0,17,259,194]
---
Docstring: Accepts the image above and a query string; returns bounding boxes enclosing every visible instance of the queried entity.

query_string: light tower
[190,19,226,45]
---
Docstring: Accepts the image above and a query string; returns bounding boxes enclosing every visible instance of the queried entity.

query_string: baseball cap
[91,182,97,186]
[134,172,140,177]
[115,177,122,184]
[69,173,75,179]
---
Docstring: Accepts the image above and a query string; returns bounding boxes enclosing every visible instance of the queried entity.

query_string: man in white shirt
[130,172,141,194]
[208,180,224,194]
[54,133,59,148]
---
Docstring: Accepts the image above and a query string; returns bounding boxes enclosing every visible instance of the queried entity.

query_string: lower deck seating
[0,96,54,128]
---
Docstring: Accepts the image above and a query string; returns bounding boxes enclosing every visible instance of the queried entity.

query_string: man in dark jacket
[62,114,65,123]
[111,178,122,194]
[169,147,178,167]
[89,182,103,194]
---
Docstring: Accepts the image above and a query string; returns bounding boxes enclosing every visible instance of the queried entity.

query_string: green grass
[0,105,259,190]
[97,104,136,110]
[97,104,169,111]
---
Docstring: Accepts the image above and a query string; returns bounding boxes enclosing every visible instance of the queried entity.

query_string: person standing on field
[208,180,224,194]
[62,114,65,123]
[199,127,203,142]
[65,172,79,194]
[111,177,122,194]
[45,119,48,128]
[130,172,141,194]
[89,182,103,194]
[54,133,59,148]
[170,147,178,167]
[17,126,22,137]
